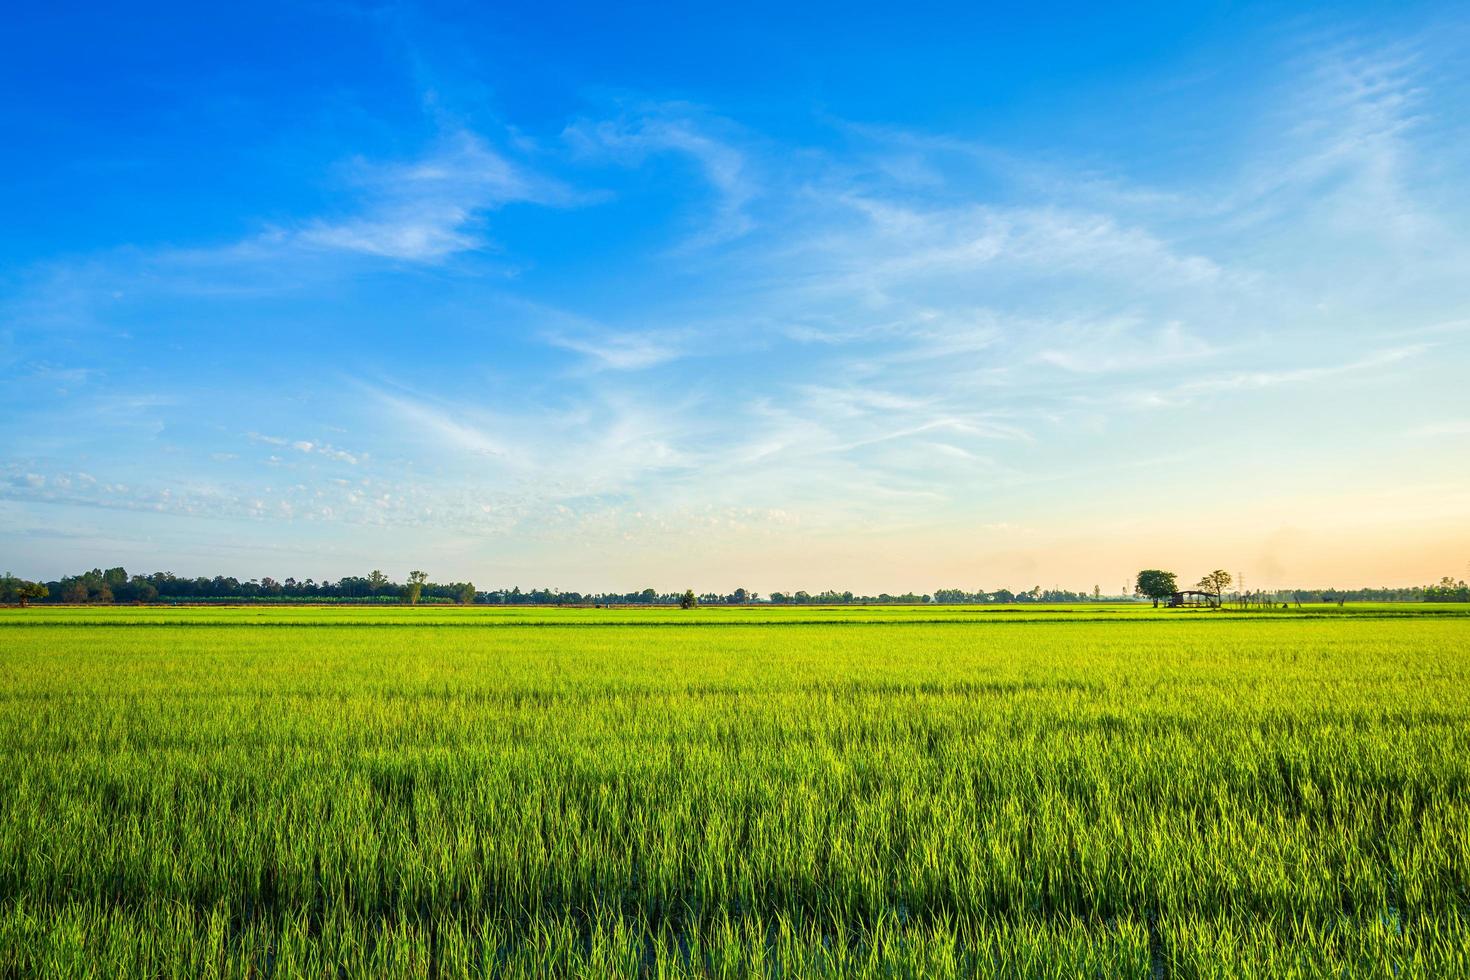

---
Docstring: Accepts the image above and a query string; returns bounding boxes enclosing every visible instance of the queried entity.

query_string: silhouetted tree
[1197,570,1232,605]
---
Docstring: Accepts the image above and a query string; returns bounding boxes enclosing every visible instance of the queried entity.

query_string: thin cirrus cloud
[564,106,759,248]
[290,130,578,262]
[542,330,690,371]
[1035,321,1219,375]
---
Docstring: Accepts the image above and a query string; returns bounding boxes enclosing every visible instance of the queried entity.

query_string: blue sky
[3,1,1469,592]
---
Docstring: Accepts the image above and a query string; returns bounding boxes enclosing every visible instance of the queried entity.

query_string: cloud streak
[292,130,574,261]
[566,106,759,247]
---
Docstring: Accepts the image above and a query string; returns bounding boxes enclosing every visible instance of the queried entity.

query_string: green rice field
[2,605,1468,976]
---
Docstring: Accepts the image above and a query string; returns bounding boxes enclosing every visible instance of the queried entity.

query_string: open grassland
[1,608,1468,976]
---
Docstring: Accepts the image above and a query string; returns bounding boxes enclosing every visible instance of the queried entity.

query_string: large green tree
[1135,569,1178,607]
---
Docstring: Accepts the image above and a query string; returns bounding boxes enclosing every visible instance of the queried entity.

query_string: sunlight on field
[2,609,1468,976]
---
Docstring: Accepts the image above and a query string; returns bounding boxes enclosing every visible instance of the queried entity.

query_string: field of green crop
[2,606,1468,977]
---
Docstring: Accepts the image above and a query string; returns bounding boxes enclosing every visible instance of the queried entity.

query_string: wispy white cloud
[1227,45,1430,232]
[1036,321,1218,374]
[542,328,690,371]
[369,388,522,463]
[249,433,363,465]
[1115,343,1431,410]
[566,106,758,247]
[818,197,1223,292]
[292,130,573,261]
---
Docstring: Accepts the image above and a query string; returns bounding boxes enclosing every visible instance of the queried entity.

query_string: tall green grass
[1,613,1467,976]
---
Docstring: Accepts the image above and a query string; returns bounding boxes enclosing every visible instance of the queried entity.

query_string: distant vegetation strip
[4,565,1464,607]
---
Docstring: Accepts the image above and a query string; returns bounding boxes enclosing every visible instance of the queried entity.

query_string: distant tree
[1197,570,1232,605]
[457,582,476,605]
[680,589,698,609]
[1135,569,1178,607]
[404,570,428,605]
[124,576,158,603]
[729,587,749,605]
[1093,584,1101,601]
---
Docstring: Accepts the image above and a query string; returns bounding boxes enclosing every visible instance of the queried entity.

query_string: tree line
[3,568,475,605]
[0,572,1118,607]
[2,567,1463,606]
[1424,577,1470,602]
